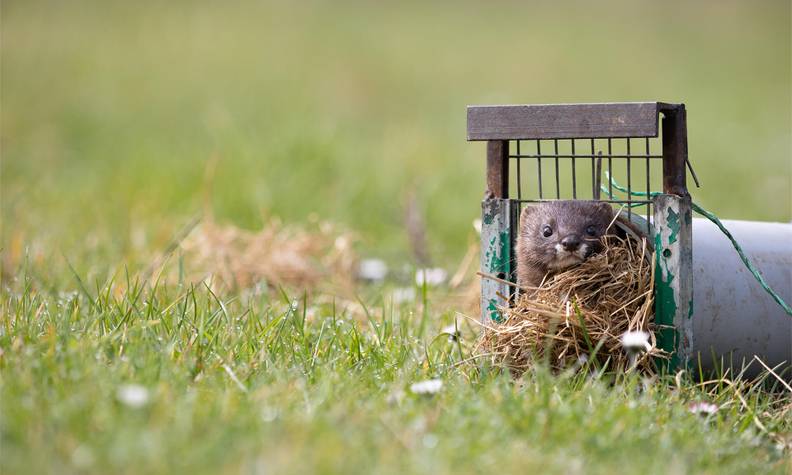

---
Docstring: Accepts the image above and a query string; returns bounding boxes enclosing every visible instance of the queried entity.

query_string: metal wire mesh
[508,135,663,233]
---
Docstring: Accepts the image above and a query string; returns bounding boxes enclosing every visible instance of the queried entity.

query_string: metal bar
[516,140,522,200]
[607,138,613,199]
[627,138,632,221]
[554,139,560,199]
[571,139,577,199]
[517,199,652,205]
[659,104,689,197]
[536,140,543,199]
[653,194,693,372]
[486,140,509,199]
[687,157,701,188]
[594,152,602,200]
[480,199,518,322]
[590,138,596,199]
[509,154,662,159]
[467,102,660,140]
[646,137,651,232]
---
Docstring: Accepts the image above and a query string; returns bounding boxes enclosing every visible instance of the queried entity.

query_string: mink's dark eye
[542,225,553,238]
[585,225,597,237]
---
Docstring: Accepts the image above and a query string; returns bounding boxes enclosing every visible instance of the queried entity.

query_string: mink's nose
[561,235,581,251]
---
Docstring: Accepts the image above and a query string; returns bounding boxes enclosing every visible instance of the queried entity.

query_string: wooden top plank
[467,102,659,140]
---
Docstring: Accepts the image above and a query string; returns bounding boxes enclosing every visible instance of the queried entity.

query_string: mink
[515,200,615,289]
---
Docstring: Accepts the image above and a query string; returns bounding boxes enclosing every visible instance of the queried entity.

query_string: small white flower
[358,259,388,282]
[410,379,443,395]
[620,331,651,353]
[415,268,447,287]
[441,322,460,342]
[116,384,150,408]
[688,401,719,416]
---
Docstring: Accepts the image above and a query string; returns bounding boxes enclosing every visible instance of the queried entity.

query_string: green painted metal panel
[653,194,693,372]
[480,199,518,323]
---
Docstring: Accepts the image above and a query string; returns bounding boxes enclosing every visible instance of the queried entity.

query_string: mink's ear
[520,205,537,222]
[596,201,615,218]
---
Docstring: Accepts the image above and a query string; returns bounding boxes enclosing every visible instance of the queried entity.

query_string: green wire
[689,203,792,316]
[602,171,792,317]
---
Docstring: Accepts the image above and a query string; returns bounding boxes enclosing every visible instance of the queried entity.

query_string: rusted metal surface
[480,198,518,323]
[690,218,792,378]
[653,194,694,371]
[659,103,690,197]
[467,102,659,141]
[486,140,509,199]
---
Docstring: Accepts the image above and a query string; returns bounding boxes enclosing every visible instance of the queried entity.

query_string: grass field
[2,1,791,474]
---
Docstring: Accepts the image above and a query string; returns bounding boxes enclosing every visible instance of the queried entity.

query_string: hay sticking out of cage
[478,232,665,375]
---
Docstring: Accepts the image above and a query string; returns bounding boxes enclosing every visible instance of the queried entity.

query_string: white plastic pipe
[691,218,792,377]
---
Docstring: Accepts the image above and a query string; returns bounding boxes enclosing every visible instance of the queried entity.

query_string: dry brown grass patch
[179,216,357,293]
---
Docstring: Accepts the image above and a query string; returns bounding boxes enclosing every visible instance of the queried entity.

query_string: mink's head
[518,200,614,271]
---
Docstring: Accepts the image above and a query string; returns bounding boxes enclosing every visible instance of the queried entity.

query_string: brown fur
[516,201,614,288]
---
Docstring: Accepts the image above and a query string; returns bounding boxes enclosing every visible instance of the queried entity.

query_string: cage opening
[507,135,664,235]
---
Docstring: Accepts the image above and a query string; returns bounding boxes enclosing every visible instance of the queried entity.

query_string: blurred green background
[3,0,790,277]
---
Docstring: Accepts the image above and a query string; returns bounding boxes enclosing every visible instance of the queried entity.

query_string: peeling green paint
[480,199,515,324]
[655,235,679,365]
[484,233,510,272]
[487,300,503,323]
[496,232,510,272]
[667,208,679,245]
[654,254,680,370]
[484,236,496,270]
[653,198,691,373]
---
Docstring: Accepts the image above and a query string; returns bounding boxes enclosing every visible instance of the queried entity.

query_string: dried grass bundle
[180,217,357,292]
[478,232,666,375]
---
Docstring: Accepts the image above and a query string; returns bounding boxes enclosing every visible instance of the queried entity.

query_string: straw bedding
[478,229,666,375]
